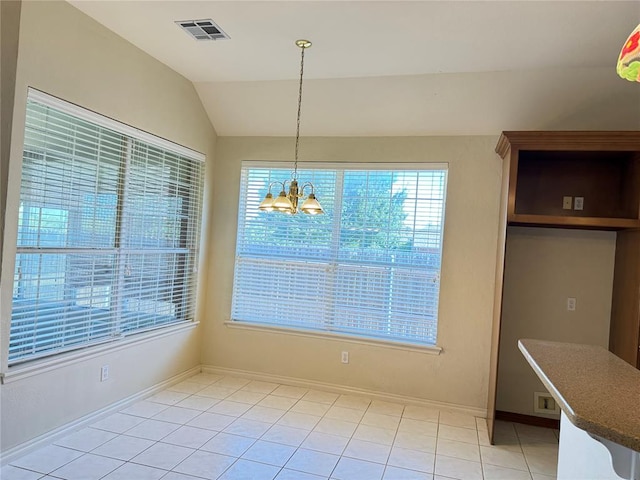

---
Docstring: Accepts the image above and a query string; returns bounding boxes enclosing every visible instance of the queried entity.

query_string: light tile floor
[2,373,559,480]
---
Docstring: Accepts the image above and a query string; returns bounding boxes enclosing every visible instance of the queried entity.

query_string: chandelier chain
[257,39,323,215]
[293,44,306,180]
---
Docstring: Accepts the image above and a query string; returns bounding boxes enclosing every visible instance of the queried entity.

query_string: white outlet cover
[574,197,584,210]
[567,297,576,311]
[534,392,560,414]
[562,196,573,210]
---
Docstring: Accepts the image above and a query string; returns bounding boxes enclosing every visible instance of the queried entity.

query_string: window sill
[1,321,199,384]
[224,320,442,355]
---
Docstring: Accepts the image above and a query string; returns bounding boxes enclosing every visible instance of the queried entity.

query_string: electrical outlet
[341,351,349,364]
[567,297,576,311]
[562,196,573,210]
[534,392,560,414]
[574,197,584,210]
[100,365,110,382]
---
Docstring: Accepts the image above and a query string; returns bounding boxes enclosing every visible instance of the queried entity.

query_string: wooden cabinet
[610,229,640,369]
[487,131,640,443]
[495,131,640,230]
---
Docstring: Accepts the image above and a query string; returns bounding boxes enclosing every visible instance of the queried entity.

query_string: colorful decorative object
[617,23,640,82]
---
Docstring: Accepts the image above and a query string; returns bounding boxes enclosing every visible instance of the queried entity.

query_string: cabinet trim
[497,131,640,152]
[508,214,640,230]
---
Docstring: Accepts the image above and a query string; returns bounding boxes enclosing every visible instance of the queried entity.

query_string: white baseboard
[0,365,201,466]
[202,365,487,418]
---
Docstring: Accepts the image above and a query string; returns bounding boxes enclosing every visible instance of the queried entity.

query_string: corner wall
[496,227,616,418]
[0,1,216,452]
[0,1,22,270]
[204,135,502,412]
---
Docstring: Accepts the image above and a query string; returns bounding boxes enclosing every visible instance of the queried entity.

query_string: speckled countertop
[518,339,640,452]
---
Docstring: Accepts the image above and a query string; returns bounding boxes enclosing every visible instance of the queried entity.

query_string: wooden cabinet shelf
[496,132,640,231]
[508,214,640,230]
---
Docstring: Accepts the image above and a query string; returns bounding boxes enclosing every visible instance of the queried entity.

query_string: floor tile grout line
[517,430,536,480]
[379,412,405,480]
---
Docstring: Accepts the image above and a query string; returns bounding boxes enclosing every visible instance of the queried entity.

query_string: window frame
[231,161,448,349]
[3,88,206,369]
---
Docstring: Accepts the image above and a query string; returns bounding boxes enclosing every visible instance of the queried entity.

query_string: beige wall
[205,136,502,411]
[496,227,616,417]
[0,1,22,270]
[0,1,216,451]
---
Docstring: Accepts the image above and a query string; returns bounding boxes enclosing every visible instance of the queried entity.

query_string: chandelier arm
[293,43,306,180]
[299,182,315,195]
[267,180,285,194]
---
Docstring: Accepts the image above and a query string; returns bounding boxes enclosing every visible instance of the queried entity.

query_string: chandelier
[617,23,640,82]
[258,40,324,215]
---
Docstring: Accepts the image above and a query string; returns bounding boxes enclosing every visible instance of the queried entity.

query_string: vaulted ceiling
[68,1,640,136]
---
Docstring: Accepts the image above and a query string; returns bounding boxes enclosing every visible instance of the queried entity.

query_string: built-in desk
[518,339,640,480]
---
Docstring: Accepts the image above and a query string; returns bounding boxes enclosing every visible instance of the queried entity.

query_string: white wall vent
[176,19,230,41]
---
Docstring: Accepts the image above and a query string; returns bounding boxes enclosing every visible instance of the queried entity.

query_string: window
[232,162,447,345]
[8,90,205,365]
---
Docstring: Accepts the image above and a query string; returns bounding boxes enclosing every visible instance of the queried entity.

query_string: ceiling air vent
[176,19,229,41]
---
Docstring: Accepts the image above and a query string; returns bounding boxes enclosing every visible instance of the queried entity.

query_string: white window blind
[9,90,204,365]
[232,163,447,345]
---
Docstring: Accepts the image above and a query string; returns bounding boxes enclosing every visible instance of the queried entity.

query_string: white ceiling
[68,1,640,136]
